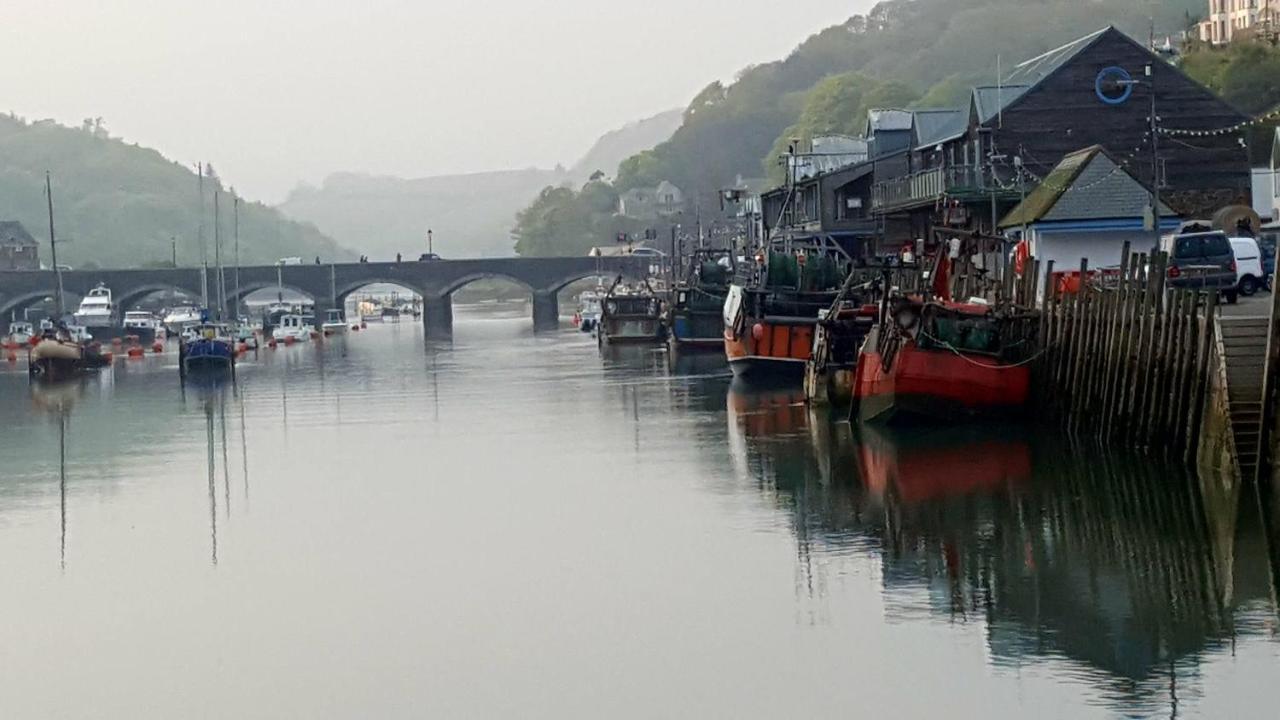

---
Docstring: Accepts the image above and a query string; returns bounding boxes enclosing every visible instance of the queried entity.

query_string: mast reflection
[30,379,85,571]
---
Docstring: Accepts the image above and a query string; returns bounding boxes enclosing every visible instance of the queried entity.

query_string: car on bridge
[418,253,443,262]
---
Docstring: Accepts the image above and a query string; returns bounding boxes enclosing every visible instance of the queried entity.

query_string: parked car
[1161,230,1239,304]
[418,253,442,262]
[1229,236,1266,296]
[276,256,303,266]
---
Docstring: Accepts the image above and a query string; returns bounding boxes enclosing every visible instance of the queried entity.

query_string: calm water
[2,304,1278,718]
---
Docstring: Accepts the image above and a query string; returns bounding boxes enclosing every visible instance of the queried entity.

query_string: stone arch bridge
[0,256,647,339]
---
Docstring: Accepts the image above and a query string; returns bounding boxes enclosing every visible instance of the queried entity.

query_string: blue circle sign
[1095,66,1133,105]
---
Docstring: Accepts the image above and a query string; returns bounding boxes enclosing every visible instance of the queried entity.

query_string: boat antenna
[45,171,65,319]
[330,263,337,309]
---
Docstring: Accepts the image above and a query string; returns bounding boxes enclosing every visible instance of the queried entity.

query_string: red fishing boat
[723,240,852,382]
[851,297,1036,424]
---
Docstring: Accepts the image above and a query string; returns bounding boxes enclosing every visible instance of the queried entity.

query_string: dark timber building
[865,26,1251,250]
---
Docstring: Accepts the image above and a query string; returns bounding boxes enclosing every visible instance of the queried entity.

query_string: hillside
[278,168,567,260]
[569,109,683,180]
[614,0,1204,197]
[0,114,348,269]
[278,110,684,260]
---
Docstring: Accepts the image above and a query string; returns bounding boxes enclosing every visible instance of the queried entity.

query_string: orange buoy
[127,346,145,359]
[28,336,40,347]
[5,351,16,363]
[268,339,278,349]
[101,351,114,362]
[152,342,164,353]
[284,336,295,346]
[111,337,123,346]
[238,342,249,353]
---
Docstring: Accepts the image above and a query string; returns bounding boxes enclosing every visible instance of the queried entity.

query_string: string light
[1158,105,1280,137]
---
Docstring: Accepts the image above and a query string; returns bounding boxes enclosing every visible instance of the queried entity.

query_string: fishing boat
[598,279,664,346]
[28,325,111,381]
[5,321,34,347]
[180,322,235,375]
[321,308,348,336]
[73,285,114,328]
[851,297,1036,424]
[667,248,733,351]
[804,272,887,405]
[123,311,161,333]
[233,320,259,350]
[163,305,202,336]
[575,290,604,333]
[723,239,851,382]
[272,314,312,343]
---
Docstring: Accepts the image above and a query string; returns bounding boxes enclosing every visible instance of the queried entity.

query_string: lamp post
[427,229,433,256]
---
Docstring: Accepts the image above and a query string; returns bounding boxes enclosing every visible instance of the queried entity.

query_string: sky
[0,1,875,203]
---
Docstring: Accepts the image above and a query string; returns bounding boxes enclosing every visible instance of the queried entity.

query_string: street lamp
[427,229,433,256]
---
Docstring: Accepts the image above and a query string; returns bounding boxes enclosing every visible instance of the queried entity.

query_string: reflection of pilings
[239,390,250,507]
[219,393,231,520]
[1258,474,1280,617]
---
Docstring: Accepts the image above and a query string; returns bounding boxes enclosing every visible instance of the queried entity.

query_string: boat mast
[198,162,209,310]
[45,172,65,320]
[215,191,226,320]
[330,264,337,310]
[233,194,241,320]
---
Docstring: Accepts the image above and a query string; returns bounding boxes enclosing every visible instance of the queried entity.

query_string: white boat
[321,309,348,336]
[65,324,93,344]
[163,305,202,336]
[73,285,114,328]
[5,321,34,346]
[577,290,603,333]
[272,314,312,343]
[123,311,161,333]
[233,319,259,349]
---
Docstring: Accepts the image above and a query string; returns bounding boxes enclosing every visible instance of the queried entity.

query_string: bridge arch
[436,272,535,299]
[334,278,429,308]
[112,283,204,318]
[230,281,320,307]
[0,289,83,322]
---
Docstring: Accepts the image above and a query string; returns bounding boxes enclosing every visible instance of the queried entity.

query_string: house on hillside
[1198,0,1278,45]
[618,181,685,220]
[868,26,1250,250]
[998,145,1179,275]
[0,221,39,270]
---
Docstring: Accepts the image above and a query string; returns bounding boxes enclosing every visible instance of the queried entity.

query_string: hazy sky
[0,1,874,203]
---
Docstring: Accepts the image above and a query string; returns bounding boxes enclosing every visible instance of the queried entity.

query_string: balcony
[872,165,1017,213]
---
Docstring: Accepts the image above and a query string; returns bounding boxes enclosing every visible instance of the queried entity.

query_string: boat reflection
[729,402,1280,714]
[29,379,83,571]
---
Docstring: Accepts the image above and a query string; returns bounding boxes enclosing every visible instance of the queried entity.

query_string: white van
[1230,237,1266,296]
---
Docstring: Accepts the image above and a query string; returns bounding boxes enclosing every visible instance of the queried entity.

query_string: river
[1,304,1278,718]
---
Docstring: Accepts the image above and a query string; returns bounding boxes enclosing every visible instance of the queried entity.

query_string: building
[618,181,685,220]
[0,221,39,270]
[868,26,1250,250]
[998,145,1179,275]
[759,161,877,258]
[1198,0,1278,45]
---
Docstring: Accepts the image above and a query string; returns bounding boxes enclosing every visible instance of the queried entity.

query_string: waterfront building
[0,221,39,271]
[866,26,1250,249]
[997,145,1180,274]
[1197,0,1278,45]
[617,180,685,220]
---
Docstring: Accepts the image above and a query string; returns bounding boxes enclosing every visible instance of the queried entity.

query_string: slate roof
[999,145,1175,228]
[972,85,1031,125]
[912,109,968,149]
[1003,27,1111,86]
[0,221,37,247]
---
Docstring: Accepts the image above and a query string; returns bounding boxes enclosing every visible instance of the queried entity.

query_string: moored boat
[272,314,313,343]
[851,298,1037,424]
[575,290,604,333]
[723,242,850,382]
[163,305,202,336]
[668,249,732,351]
[598,281,664,346]
[321,308,348,336]
[5,321,34,347]
[28,325,111,381]
[73,285,114,328]
[180,322,235,375]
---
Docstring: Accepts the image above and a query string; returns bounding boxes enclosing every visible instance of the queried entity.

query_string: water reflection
[727,383,1280,715]
[29,380,83,571]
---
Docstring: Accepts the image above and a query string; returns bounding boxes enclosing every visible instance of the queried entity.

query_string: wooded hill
[0,114,348,269]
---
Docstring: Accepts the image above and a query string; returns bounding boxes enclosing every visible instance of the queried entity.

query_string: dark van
[1162,231,1239,304]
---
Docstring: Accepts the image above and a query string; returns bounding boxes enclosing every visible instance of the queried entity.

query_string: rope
[916,328,1047,370]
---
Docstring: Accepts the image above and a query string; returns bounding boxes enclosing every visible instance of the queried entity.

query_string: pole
[171,236,177,268]
[1148,63,1161,253]
[45,172,64,319]
[233,195,241,320]
[428,229,433,256]
[197,162,206,268]
[214,191,226,321]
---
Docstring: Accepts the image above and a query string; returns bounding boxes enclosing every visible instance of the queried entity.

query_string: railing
[872,165,996,212]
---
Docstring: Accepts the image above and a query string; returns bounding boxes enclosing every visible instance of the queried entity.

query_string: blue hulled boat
[180,322,235,375]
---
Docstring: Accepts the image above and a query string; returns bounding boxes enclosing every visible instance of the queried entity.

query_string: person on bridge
[315,256,321,265]
[396,253,402,264]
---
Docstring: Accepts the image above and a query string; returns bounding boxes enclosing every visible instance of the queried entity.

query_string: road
[1223,291,1275,319]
